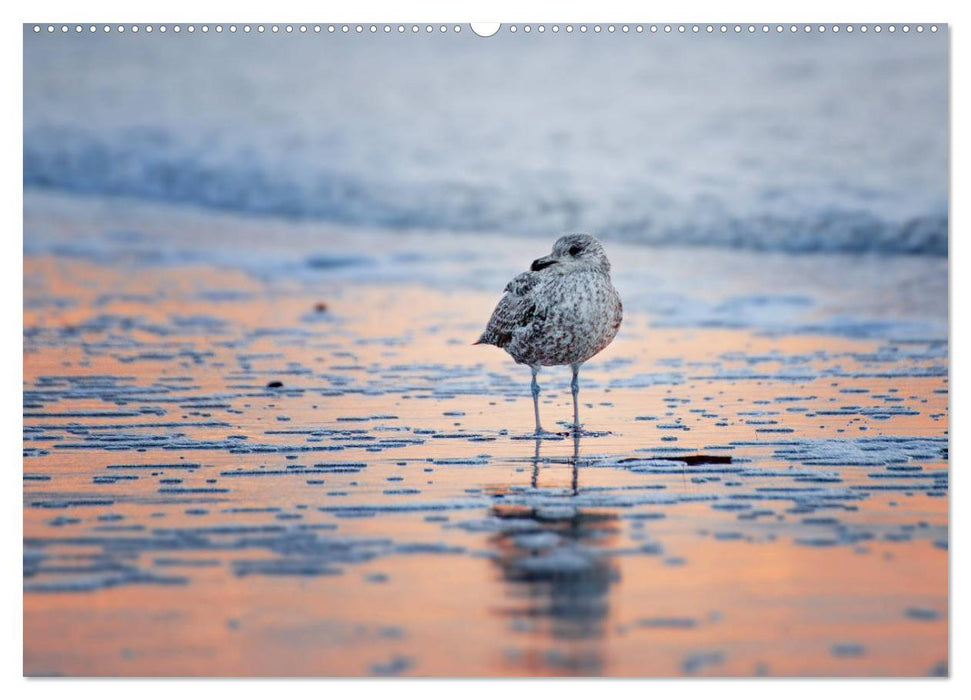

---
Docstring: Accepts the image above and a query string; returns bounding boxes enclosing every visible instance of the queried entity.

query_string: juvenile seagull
[476,234,623,435]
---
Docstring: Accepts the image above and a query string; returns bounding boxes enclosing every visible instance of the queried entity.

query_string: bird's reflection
[490,433,620,675]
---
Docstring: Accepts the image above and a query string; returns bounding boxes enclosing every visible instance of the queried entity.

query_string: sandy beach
[23,191,947,676]
[23,25,949,677]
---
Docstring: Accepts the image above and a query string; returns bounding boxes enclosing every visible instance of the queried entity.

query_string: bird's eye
[568,245,582,256]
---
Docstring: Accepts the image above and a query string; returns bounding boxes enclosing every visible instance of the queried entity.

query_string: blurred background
[24,27,948,255]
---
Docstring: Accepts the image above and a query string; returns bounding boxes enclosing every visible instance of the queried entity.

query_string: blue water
[23,27,948,255]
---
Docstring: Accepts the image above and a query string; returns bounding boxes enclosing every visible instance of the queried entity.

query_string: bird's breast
[516,271,621,366]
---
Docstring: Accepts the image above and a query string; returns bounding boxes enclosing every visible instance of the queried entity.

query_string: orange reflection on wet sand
[24,256,947,676]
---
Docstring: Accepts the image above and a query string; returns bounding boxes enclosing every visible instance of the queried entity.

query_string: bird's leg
[571,363,582,433]
[530,365,544,435]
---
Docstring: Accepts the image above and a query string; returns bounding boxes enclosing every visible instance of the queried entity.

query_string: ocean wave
[24,127,946,256]
[24,29,948,256]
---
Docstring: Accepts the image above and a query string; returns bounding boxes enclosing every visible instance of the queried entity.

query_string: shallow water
[23,192,947,676]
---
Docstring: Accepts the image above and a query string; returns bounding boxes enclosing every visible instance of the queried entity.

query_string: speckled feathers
[477,234,623,367]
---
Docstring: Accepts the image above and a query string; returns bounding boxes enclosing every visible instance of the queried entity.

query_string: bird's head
[530,234,611,276]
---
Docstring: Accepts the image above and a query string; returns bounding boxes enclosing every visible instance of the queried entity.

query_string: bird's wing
[476,272,541,348]
[503,271,539,297]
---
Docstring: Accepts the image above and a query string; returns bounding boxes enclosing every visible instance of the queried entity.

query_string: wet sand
[23,194,948,676]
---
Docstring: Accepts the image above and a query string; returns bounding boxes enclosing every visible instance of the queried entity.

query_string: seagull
[476,234,623,435]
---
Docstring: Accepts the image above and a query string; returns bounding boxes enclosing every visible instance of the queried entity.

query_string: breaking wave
[24,28,948,255]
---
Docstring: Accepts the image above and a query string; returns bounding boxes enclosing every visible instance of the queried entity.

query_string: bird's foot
[536,428,565,440]
[511,429,565,441]
[558,424,611,438]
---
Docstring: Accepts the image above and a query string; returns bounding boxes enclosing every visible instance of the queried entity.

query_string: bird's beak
[530,255,557,272]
